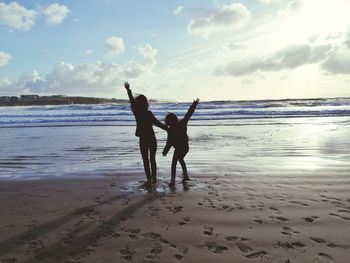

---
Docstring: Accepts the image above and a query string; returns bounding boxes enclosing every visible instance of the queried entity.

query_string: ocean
[1,98,350,180]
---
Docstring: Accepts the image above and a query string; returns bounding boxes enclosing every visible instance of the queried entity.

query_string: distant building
[21,95,39,100]
[10,96,19,103]
[0,96,11,103]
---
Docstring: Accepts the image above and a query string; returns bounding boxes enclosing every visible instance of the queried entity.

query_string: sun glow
[281,0,350,42]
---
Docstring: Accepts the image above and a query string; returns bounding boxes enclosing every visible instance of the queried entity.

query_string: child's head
[165,113,179,127]
[134,94,149,111]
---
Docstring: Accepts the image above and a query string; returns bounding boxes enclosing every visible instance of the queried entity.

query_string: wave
[1,98,350,127]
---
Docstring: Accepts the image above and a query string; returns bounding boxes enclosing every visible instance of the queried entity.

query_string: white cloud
[173,6,183,15]
[136,44,157,68]
[216,42,332,76]
[105,36,125,58]
[257,0,282,5]
[42,3,70,25]
[0,60,149,96]
[0,51,12,67]
[0,2,37,30]
[84,49,94,56]
[183,3,251,36]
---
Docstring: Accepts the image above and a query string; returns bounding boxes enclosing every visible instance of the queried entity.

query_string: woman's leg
[170,151,178,186]
[149,137,157,183]
[139,137,151,185]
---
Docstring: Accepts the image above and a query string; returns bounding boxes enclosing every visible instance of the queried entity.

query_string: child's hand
[194,98,200,103]
[162,151,167,157]
[124,82,130,90]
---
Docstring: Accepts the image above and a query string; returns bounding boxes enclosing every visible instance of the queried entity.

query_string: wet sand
[0,171,349,263]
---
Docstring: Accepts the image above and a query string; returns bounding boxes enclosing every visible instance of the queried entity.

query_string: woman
[124,82,167,187]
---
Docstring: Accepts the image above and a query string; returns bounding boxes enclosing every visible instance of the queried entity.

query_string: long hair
[164,112,179,127]
[134,94,149,112]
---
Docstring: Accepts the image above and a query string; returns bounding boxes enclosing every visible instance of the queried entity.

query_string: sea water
[1,98,350,180]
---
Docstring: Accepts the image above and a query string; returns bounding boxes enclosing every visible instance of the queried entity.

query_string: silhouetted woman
[162,99,199,186]
[124,82,167,187]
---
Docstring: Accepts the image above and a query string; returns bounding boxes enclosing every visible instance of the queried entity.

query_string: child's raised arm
[183,98,200,124]
[124,82,134,105]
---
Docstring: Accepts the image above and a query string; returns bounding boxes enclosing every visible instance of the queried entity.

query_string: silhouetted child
[162,99,200,186]
[124,82,167,187]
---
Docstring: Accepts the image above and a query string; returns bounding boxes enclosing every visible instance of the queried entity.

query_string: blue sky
[1,0,350,101]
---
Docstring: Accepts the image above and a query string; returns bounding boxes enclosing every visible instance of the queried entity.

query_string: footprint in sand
[337,209,350,214]
[329,213,350,221]
[269,207,282,214]
[253,218,264,224]
[177,216,191,226]
[276,241,305,250]
[174,247,189,260]
[204,242,228,254]
[281,226,300,237]
[310,237,326,244]
[270,216,289,222]
[119,247,135,261]
[303,216,318,223]
[289,200,309,207]
[225,236,239,241]
[225,236,250,242]
[318,252,334,262]
[203,226,213,236]
[123,228,140,239]
[150,243,162,255]
[245,250,267,259]
[237,243,253,253]
[166,205,184,214]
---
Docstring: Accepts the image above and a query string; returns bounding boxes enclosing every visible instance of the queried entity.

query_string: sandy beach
[1,167,350,263]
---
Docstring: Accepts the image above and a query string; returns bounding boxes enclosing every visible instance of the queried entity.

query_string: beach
[1,100,350,262]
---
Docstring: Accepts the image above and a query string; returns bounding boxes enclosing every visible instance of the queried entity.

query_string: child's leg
[179,146,190,181]
[179,158,189,181]
[140,138,151,185]
[149,137,157,183]
[170,151,178,186]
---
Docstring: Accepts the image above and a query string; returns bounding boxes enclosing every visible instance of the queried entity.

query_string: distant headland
[0,95,129,106]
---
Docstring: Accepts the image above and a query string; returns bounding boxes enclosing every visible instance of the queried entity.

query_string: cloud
[216,43,332,76]
[0,2,37,30]
[0,51,12,67]
[105,36,125,58]
[173,6,183,15]
[321,33,350,74]
[0,60,150,96]
[84,49,94,56]
[0,2,70,30]
[176,3,251,36]
[136,44,157,67]
[257,0,282,5]
[42,3,70,25]
[321,51,350,74]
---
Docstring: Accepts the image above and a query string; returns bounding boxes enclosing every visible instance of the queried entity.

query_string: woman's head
[165,113,179,127]
[134,94,149,111]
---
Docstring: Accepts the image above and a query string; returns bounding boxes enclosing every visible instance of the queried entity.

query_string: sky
[0,0,350,101]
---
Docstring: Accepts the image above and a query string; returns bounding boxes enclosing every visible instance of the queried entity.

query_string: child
[162,98,200,186]
[124,82,168,187]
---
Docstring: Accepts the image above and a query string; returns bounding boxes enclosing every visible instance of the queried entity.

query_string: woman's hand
[124,82,130,90]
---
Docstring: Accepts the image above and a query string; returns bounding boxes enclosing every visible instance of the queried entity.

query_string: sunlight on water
[0,99,350,180]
